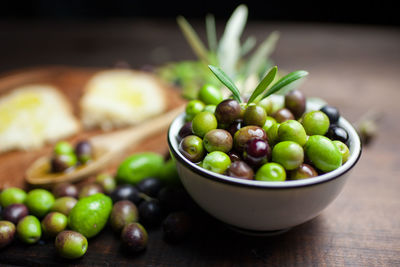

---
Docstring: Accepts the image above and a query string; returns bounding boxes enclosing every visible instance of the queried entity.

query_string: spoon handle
[90,105,185,153]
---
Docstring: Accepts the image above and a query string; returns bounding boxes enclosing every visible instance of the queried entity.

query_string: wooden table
[1,20,400,266]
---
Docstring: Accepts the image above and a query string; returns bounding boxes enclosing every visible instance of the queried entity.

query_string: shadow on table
[178,214,329,265]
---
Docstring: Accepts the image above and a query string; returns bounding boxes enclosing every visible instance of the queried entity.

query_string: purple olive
[75,141,93,164]
[226,119,242,137]
[121,223,148,252]
[0,221,16,249]
[243,138,271,167]
[273,108,295,123]
[52,183,78,199]
[227,161,254,180]
[178,122,193,141]
[215,99,242,125]
[290,163,318,180]
[233,126,267,152]
[285,90,306,118]
[78,184,103,199]
[1,204,29,224]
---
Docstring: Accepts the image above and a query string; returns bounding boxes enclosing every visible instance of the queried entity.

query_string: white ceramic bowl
[168,105,362,233]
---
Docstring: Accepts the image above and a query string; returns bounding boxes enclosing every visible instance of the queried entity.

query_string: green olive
[278,120,307,146]
[55,230,88,259]
[302,111,330,135]
[203,105,216,114]
[272,141,304,170]
[95,173,117,194]
[198,84,223,105]
[258,95,284,114]
[17,215,41,244]
[233,126,267,152]
[262,116,277,133]
[333,140,350,163]
[116,152,164,185]
[202,151,231,174]
[192,111,218,138]
[243,105,267,127]
[51,197,77,216]
[54,141,74,156]
[304,135,342,172]
[41,212,68,237]
[179,135,205,163]
[203,129,233,153]
[0,187,26,207]
[266,123,280,146]
[185,100,205,121]
[25,189,55,218]
[255,163,286,181]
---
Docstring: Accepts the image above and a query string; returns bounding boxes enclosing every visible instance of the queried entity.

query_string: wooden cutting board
[0,66,185,189]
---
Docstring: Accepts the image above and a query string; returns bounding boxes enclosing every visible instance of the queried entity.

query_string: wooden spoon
[25,105,185,186]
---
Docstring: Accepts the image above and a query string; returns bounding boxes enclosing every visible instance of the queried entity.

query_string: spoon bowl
[25,105,184,186]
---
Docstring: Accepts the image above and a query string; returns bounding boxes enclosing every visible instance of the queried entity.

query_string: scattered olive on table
[25,189,55,218]
[121,222,148,252]
[110,200,139,233]
[0,220,16,249]
[16,215,42,244]
[95,173,117,194]
[50,197,77,216]
[52,183,79,199]
[1,204,29,224]
[110,185,141,205]
[78,183,104,199]
[0,187,27,207]
[136,177,164,198]
[55,230,88,259]
[41,212,68,237]
[138,199,163,227]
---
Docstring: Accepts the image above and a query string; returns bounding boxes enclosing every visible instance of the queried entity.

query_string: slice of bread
[80,70,167,130]
[0,85,80,152]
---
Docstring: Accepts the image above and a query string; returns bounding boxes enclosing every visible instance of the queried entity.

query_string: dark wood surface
[0,19,399,266]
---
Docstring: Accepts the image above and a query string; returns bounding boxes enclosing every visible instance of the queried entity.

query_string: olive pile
[179,86,350,181]
[0,186,86,258]
[50,140,93,173]
[0,152,194,258]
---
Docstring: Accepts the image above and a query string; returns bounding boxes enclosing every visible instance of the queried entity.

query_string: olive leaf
[206,14,217,53]
[177,16,209,63]
[261,70,309,99]
[247,66,277,104]
[245,31,280,78]
[217,4,248,78]
[240,36,256,56]
[208,65,242,103]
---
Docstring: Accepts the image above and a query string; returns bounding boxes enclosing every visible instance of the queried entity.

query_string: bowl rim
[168,109,362,189]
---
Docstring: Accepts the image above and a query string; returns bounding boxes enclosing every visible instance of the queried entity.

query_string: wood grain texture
[0,20,400,266]
[0,67,184,189]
